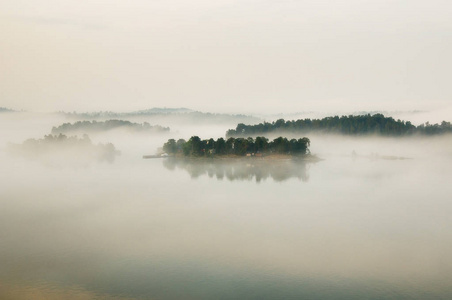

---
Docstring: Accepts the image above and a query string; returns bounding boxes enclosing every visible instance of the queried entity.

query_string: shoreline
[144,153,322,162]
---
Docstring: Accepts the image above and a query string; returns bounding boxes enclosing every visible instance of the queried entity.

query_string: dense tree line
[163,136,310,157]
[226,114,452,137]
[51,120,169,134]
[415,121,452,135]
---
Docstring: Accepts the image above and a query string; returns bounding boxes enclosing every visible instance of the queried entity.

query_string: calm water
[1,118,452,299]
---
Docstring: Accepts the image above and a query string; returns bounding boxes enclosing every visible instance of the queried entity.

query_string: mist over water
[3,0,452,296]
[1,112,452,299]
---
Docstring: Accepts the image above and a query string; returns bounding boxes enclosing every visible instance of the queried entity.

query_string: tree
[188,136,202,156]
[215,138,226,155]
[163,139,177,154]
[255,136,268,152]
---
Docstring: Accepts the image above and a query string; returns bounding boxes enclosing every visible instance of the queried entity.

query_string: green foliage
[416,121,452,135]
[163,139,177,154]
[254,136,268,152]
[215,138,227,155]
[189,136,203,156]
[226,114,452,137]
[162,136,310,157]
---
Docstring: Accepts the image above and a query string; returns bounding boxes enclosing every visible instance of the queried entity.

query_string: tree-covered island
[52,120,169,135]
[162,136,311,158]
[226,114,452,137]
[8,134,120,164]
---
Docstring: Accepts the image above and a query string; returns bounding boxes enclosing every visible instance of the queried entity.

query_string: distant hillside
[162,111,261,125]
[226,114,452,137]
[133,107,193,114]
[61,107,192,119]
[51,120,170,135]
[59,108,261,125]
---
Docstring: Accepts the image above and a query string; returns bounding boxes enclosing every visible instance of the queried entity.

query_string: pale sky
[1,0,451,114]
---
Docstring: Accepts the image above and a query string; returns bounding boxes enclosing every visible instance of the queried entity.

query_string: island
[159,136,312,158]
[226,113,452,137]
[51,120,170,135]
[8,134,120,165]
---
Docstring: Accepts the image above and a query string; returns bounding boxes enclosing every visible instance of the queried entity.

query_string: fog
[2,0,452,297]
[1,110,452,299]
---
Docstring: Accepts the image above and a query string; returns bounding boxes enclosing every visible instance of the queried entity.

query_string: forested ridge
[61,109,261,124]
[226,114,452,137]
[52,120,169,134]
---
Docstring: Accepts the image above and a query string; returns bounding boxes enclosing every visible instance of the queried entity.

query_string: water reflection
[163,157,313,182]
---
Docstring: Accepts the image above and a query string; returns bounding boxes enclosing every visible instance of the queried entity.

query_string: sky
[1,0,451,114]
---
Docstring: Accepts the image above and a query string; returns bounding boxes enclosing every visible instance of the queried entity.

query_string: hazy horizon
[2,105,451,129]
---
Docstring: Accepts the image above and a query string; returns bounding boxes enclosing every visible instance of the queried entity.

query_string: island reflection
[163,157,313,182]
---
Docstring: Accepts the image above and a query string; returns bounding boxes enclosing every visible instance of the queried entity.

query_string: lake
[1,116,452,299]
